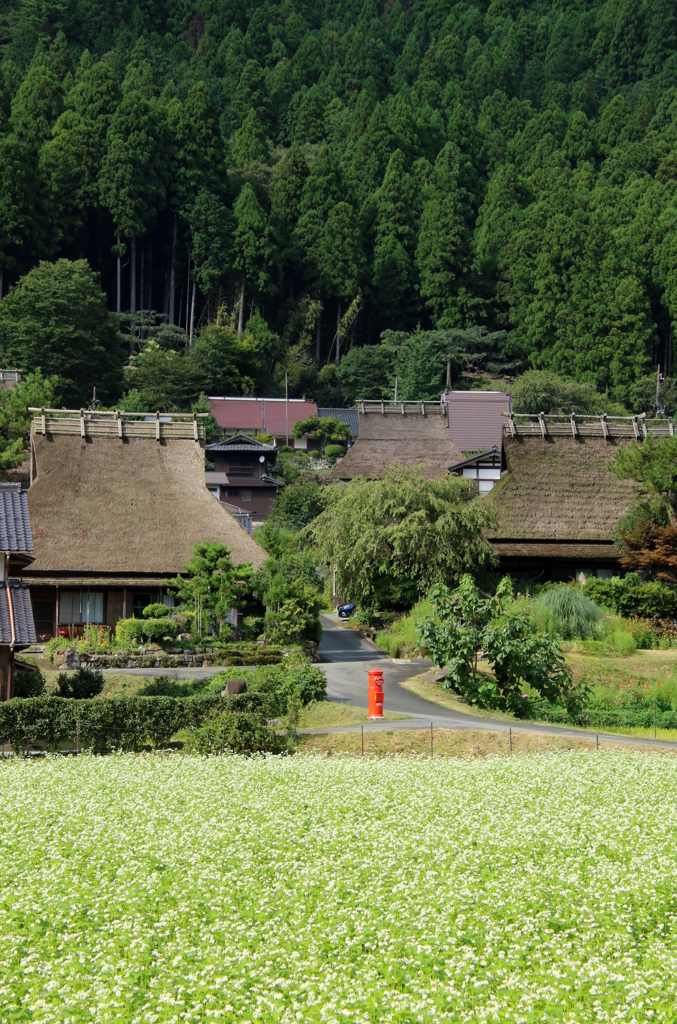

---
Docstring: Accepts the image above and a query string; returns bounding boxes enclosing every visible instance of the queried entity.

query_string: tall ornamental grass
[533,585,603,638]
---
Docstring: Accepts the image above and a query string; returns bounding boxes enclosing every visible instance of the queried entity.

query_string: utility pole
[335,302,341,366]
[285,370,289,447]
[393,376,398,403]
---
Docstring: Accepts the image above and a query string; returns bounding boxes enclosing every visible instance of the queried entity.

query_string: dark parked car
[337,602,356,618]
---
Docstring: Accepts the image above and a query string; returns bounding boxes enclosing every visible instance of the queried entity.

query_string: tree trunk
[140,247,145,312]
[169,215,177,324]
[146,240,152,310]
[335,301,341,366]
[130,234,136,314]
[315,301,321,362]
[178,289,183,330]
[238,276,245,338]
[116,235,121,317]
[129,234,137,354]
[189,281,196,350]
[185,246,190,332]
[0,267,3,302]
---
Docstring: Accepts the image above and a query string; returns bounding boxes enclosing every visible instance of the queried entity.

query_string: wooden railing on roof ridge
[29,408,208,442]
[358,399,446,415]
[503,412,675,440]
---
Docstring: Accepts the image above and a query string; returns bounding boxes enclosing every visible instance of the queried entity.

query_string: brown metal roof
[443,391,512,452]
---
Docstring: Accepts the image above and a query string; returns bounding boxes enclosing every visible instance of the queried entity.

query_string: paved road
[317,616,677,750]
[99,617,677,750]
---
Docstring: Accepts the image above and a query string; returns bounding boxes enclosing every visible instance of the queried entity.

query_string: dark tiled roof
[443,391,512,452]
[0,580,36,646]
[0,483,33,554]
[317,408,359,437]
[206,431,277,453]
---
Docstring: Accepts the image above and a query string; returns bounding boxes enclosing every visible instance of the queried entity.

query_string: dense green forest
[1,0,677,410]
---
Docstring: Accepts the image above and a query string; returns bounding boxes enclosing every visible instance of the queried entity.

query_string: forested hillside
[1,0,677,409]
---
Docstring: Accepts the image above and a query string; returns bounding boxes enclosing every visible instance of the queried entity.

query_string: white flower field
[2,751,677,1023]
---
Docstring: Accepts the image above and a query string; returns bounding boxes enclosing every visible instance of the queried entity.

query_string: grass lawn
[298,726,629,756]
[298,701,407,728]
[3,751,677,1022]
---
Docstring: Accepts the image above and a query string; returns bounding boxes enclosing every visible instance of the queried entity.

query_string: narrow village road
[102,617,677,750]
[317,616,677,750]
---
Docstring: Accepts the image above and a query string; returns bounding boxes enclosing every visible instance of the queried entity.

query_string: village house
[205,432,284,523]
[331,400,463,480]
[208,396,319,447]
[0,482,37,699]
[24,410,265,640]
[484,413,670,582]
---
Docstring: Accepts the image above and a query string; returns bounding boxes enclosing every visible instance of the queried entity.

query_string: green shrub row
[182,712,285,755]
[0,695,225,753]
[143,663,328,718]
[115,617,177,646]
[584,575,677,619]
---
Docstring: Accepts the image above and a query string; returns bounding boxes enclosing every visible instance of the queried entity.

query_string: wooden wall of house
[106,590,125,628]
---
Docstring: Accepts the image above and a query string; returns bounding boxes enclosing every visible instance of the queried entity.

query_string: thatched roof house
[486,425,645,581]
[24,411,265,639]
[332,401,463,480]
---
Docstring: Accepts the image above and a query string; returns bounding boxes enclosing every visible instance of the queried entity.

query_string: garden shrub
[584,574,677,619]
[137,677,210,697]
[12,667,45,698]
[324,444,346,459]
[56,667,104,699]
[209,661,326,718]
[142,603,171,619]
[141,618,177,644]
[533,586,603,638]
[240,615,265,640]
[0,694,225,752]
[115,617,146,647]
[181,711,285,755]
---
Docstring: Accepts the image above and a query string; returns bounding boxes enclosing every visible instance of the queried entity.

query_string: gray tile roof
[0,580,36,646]
[317,408,359,437]
[0,483,33,554]
[206,431,277,453]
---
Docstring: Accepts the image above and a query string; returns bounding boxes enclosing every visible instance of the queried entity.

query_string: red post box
[368,669,384,718]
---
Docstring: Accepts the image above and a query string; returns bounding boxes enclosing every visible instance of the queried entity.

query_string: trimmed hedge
[182,712,285,755]
[584,575,677,619]
[0,695,225,753]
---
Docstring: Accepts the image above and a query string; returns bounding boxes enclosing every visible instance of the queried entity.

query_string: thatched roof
[25,430,266,581]
[332,404,463,480]
[486,434,644,556]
